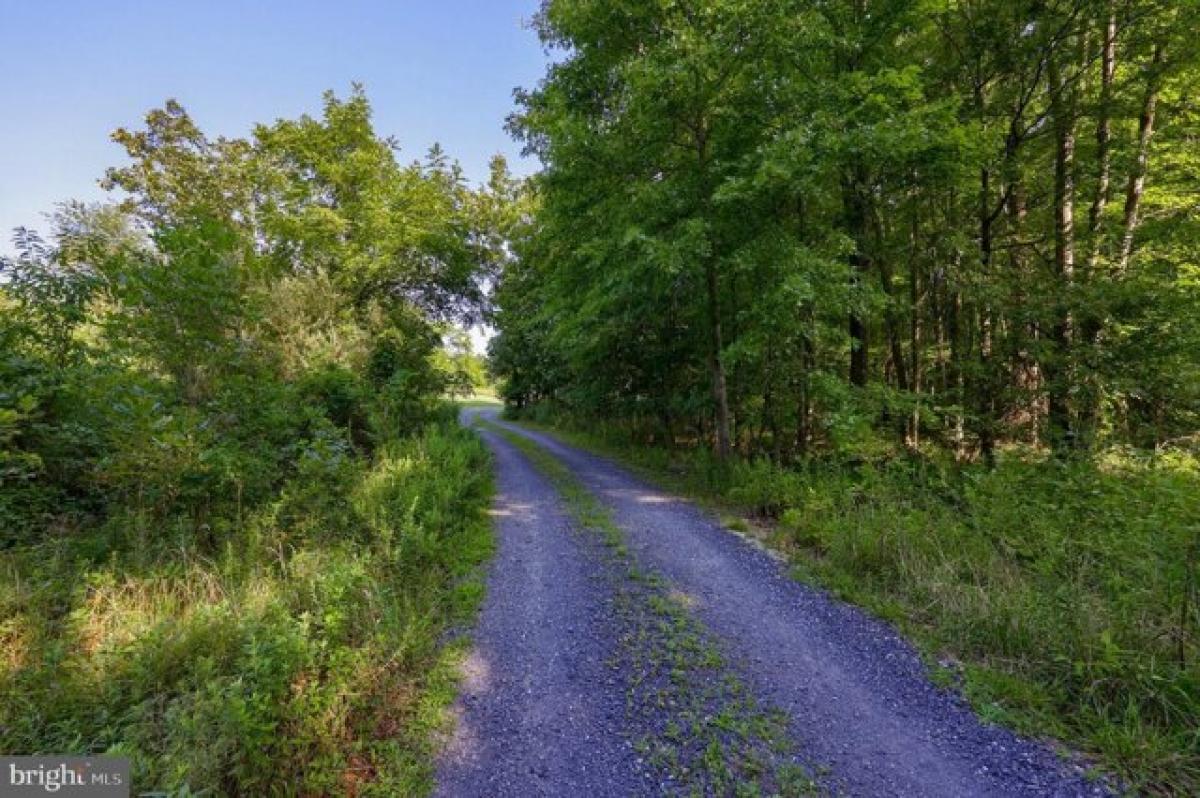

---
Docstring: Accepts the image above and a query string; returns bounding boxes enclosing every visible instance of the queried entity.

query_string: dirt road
[436,407,1108,797]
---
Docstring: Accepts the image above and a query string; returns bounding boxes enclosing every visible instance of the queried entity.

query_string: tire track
[434,418,650,797]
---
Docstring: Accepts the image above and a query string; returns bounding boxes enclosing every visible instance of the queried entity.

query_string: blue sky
[0,0,549,252]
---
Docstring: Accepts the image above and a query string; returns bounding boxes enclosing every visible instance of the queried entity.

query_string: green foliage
[783,452,1200,793]
[252,88,486,314]
[1,86,509,793]
[97,218,249,401]
[493,4,1200,787]
[297,365,372,443]
[496,0,1200,458]
[0,418,492,794]
[433,328,492,398]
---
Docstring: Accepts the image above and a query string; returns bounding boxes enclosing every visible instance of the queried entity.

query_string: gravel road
[434,419,654,797]
[450,407,1112,798]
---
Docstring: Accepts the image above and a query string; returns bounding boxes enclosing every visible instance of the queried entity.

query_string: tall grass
[0,416,492,795]
[512,407,1200,795]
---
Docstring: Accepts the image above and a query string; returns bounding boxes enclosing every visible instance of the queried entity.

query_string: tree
[494,0,1200,459]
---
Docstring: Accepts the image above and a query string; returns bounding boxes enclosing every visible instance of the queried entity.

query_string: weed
[0,417,494,795]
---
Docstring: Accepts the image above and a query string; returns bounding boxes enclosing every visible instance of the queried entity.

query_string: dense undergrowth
[507,405,1200,796]
[0,406,492,795]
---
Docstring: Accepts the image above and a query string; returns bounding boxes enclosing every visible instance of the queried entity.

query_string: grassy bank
[505,408,1200,795]
[0,413,493,795]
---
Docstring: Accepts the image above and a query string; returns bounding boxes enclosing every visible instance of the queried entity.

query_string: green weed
[0,417,494,795]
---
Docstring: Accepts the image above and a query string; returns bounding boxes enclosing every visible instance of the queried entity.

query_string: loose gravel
[480,408,1113,798]
[433,419,654,797]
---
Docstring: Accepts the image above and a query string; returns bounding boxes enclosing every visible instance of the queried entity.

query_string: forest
[2,0,1199,795]
[489,0,1200,792]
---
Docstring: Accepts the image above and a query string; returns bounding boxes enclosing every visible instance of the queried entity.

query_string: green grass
[483,421,821,797]
[453,395,502,410]
[453,391,501,408]
[0,417,494,796]
[505,410,1200,796]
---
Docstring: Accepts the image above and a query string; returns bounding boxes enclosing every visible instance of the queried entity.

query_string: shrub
[0,411,493,794]
[297,364,372,448]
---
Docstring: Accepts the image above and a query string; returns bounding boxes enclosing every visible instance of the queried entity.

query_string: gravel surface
[434,417,654,797]
[479,408,1112,798]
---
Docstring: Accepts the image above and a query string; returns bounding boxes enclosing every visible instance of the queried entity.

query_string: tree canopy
[493,0,1200,460]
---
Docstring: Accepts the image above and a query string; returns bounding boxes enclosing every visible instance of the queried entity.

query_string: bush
[0,412,493,795]
[761,452,1200,791]
[1,92,498,795]
[297,364,373,448]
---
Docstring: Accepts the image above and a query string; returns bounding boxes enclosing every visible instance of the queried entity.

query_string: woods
[490,0,1200,792]
[495,0,1199,457]
[2,1,1199,794]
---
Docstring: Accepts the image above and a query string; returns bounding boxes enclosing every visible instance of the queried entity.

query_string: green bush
[774,454,1200,791]
[297,364,373,449]
[1,89,503,795]
[0,414,492,795]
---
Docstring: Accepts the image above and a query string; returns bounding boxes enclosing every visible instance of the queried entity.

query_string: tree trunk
[908,213,922,448]
[974,79,999,465]
[1080,8,1118,444]
[694,114,732,460]
[705,256,732,460]
[977,163,995,465]
[876,212,909,395]
[845,172,871,387]
[1048,55,1078,446]
[797,312,815,456]
[1117,44,1165,274]
[949,263,966,459]
[1086,8,1117,272]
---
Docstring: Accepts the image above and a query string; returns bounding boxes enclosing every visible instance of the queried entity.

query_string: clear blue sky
[0,0,549,252]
